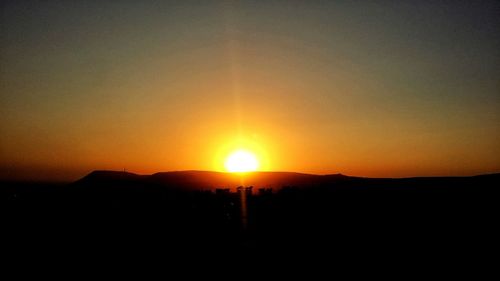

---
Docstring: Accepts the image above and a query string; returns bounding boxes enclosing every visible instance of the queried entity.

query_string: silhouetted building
[246,186,253,196]
[237,186,253,196]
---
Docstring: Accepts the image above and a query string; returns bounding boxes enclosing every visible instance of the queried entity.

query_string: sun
[224,149,259,173]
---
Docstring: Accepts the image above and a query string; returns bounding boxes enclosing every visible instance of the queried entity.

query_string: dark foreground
[2,172,499,273]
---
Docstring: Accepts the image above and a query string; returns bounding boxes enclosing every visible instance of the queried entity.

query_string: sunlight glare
[225,150,259,172]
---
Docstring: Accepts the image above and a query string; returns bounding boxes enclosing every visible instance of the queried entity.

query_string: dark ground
[2,173,499,275]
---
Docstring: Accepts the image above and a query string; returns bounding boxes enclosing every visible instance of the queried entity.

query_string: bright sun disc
[225,150,259,172]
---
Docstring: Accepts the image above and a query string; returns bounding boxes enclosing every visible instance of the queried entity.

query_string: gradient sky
[1,0,499,181]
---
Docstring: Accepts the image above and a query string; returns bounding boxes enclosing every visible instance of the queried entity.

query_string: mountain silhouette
[75,169,500,191]
[75,170,358,190]
[3,169,499,269]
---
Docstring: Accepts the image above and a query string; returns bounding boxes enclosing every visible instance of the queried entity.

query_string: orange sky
[1,1,499,181]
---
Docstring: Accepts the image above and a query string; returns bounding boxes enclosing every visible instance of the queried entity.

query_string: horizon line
[2,169,499,183]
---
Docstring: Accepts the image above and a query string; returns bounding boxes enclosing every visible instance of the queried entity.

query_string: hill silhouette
[75,169,500,192]
[76,170,351,190]
[3,170,499,269]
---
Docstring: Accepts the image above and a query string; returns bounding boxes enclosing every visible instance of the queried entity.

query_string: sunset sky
[1,1,499,181]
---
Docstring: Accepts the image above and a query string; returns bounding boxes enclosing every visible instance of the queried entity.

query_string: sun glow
[224,150,259,172]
